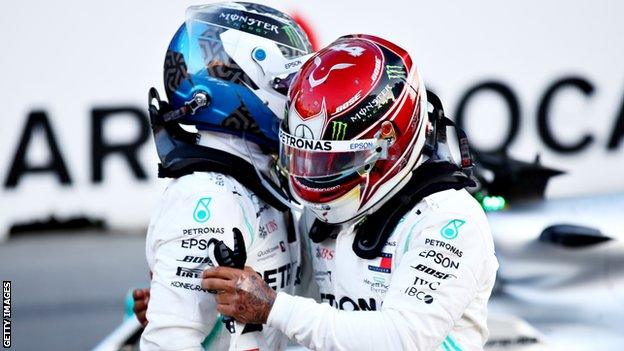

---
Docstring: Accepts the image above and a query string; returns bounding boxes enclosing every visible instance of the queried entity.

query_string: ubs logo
[315,246,335,260]
[265,219,279,234]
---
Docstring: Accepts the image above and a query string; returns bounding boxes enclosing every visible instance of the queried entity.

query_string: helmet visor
[278,129,385,178]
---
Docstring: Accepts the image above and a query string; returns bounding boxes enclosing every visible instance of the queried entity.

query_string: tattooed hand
[202,266,276,324]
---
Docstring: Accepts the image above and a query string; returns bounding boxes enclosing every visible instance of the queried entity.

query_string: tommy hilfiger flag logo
[368,252,393,273]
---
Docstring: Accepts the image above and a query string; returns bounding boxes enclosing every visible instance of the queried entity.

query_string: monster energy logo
[282,25,299,47]
[386,65,406,79]
[331,121,348,140]
[218,12,280,34]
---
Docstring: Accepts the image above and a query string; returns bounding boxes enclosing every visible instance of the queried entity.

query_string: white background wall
[1,0,623,239]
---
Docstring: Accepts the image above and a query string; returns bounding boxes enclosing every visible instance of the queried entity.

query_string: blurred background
[0,1,622,350]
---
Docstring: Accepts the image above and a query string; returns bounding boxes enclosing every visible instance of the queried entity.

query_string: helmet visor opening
[278,129,385,178]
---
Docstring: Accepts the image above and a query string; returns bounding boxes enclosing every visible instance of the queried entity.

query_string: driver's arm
[267,213,498,351]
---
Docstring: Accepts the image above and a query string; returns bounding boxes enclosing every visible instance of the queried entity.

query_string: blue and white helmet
[164,2,313,150]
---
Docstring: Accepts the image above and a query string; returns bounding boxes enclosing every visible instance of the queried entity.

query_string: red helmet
[279,34,429,223]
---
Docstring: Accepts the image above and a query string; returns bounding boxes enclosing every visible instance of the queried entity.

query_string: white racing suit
[141,134,302,351]
[268,188,499,351]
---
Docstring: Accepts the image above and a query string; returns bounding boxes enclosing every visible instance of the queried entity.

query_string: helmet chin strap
[162,91,210,122]
[425,90,474,174]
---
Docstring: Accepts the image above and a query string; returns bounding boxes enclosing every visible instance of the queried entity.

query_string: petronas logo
[386,65,406,79]
[331,121,348,140]
[440,219,465,240]
[193,198,212,223]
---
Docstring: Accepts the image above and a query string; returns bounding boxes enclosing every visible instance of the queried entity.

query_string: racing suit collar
[198,130,271,174]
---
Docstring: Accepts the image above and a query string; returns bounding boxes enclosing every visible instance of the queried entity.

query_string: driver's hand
[132,288,150,327]
[202,266,276,324]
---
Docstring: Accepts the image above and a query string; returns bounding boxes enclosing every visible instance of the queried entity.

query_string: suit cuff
[266,291,297,330]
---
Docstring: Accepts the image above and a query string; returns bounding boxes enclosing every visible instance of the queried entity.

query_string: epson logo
[181,238,210,250]
[349,141,374,150]
[418,250,460,269]
[285,60,302,70]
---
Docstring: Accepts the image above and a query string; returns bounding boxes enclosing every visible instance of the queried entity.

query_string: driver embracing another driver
[138,2,314,351]
[137,3,499,351]
[203,34,499,351]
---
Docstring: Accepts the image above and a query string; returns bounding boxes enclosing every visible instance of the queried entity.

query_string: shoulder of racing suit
[392,186,498,286]
[150,171,262,251]
[309,161,476,259]
[155,132,289,213]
